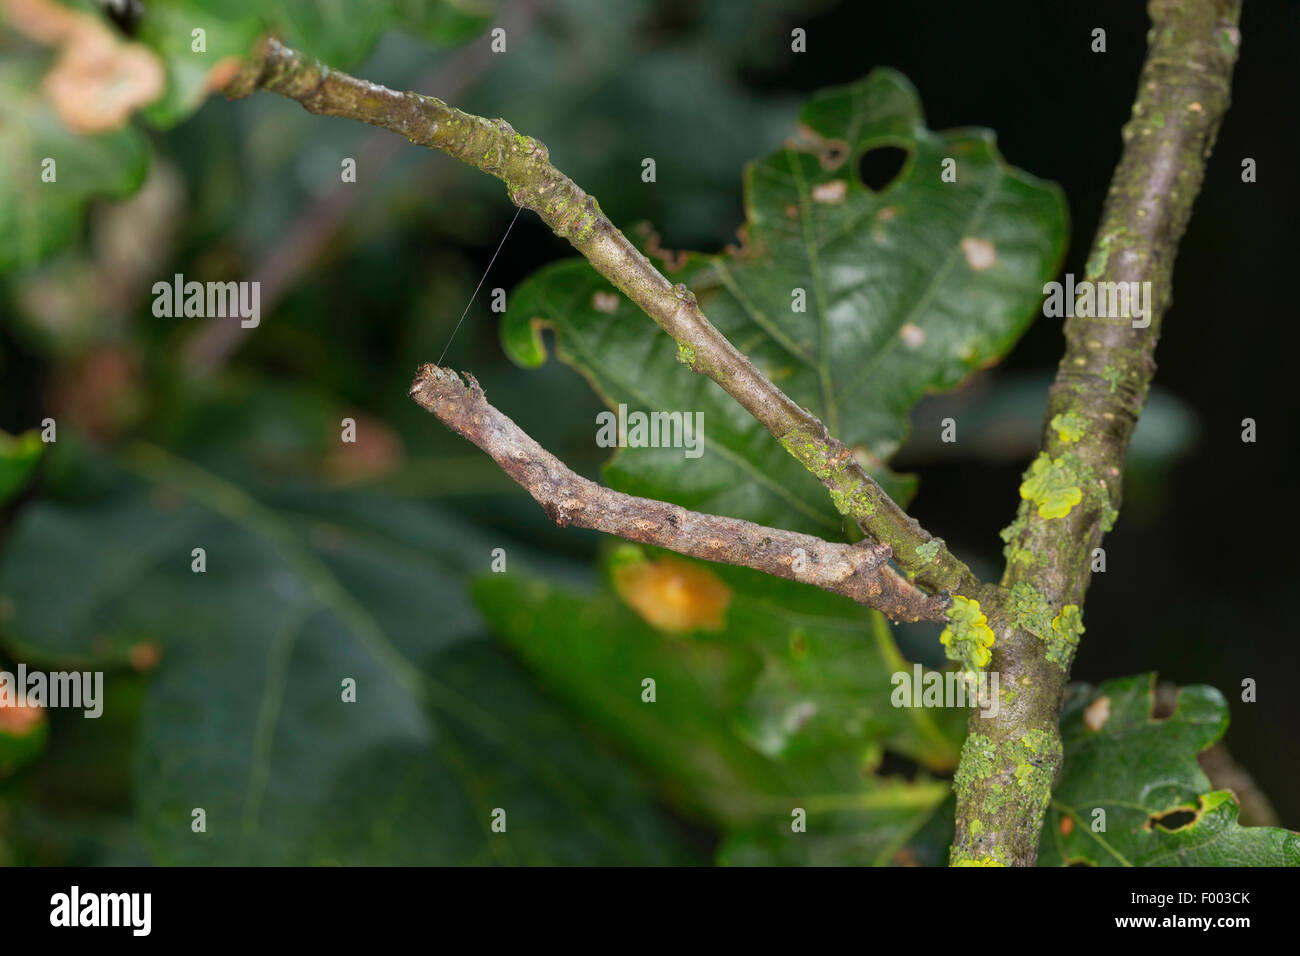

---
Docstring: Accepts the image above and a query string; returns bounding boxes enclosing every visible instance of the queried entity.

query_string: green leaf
[0,429,45,506]
[1040,674,1300,866]
[474,552,967,864]
[137,0,495,127]
[0,56,149,272]
[0,444,694,864]
[0,708,47,778]
[718,787,954,867]
[504,68,1067,533]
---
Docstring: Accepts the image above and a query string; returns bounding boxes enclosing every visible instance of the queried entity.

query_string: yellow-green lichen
[953,856,1006,867]
[1100,497,1120,533]
[1014,762,1039,788]
[675,343,697,366]
[1019,454,1083,519]
[999,509,1035,569]
[1050,411,1087,444]
[1046,604,1084,669]
[1008,582,1053,637]
[993,729,1060,822]
[915,540,941,563]
[956,733,996,787]
[824,482,874,520]
[982,781,1012,816]
[940,597,995,671]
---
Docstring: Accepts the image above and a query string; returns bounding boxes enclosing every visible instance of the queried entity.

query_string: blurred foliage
[0,44,149,271]
[0,428,44,504]
[0,0,1291,865]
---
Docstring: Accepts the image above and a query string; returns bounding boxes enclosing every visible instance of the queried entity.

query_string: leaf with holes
[1039,674,1300,866]
[503,68,1067,534]
[0,443,694,864]
[474,550,968,864]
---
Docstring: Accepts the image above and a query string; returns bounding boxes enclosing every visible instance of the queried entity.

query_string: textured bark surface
[409,364,948,622]
[949,0,1242,866]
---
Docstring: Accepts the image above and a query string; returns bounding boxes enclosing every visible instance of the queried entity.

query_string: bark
[949,0,1242,866]
[409,364,948,622]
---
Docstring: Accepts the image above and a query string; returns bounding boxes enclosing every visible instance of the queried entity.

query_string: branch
[409,364,949,623]
[223,38,979,598]
[184,0,547,372]
[950,0,1242,866]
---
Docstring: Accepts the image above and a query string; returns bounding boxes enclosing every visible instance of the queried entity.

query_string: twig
[184,0,545,372]
[409,364,950,623]
[222,37,979,598]
[950,0,1242,866]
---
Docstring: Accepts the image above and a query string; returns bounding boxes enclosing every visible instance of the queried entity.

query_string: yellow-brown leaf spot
[898,322,926,348]
[47,346,143,441]
[591,291,619,314]
[128,642,163,672]
[960,237,996,271]
[0,699,45,736]
[45,35,165,133]
[326,412,405,484]
[1083,694,1111,732]
[613,556,731,633]
[5,0,165,133]
[811,179,847,204]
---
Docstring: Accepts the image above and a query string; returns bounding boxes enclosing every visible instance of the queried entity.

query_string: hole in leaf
[1148,807,1198,831]
[104,0,143,35]
[875,750,924,782]
[857,146,910,192]
[820,141,849,169]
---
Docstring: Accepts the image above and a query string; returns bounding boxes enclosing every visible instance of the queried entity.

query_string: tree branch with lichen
[221,15,1243,867]
[408,364,948,622]
[949,0,1242,866]
[221,37,979,601]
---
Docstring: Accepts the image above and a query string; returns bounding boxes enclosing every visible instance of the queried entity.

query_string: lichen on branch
[224,37,976,599]
[950,0,1242,866]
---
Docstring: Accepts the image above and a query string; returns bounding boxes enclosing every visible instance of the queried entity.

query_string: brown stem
[409,364,949,623]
